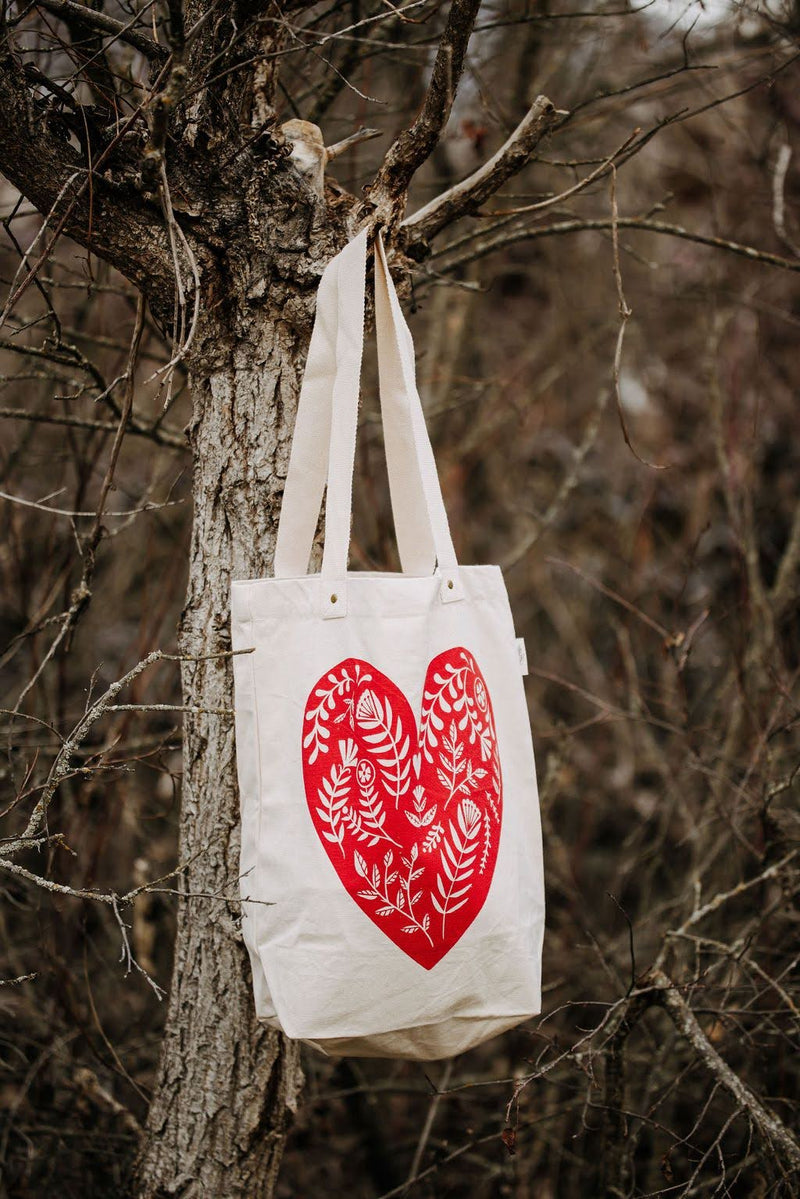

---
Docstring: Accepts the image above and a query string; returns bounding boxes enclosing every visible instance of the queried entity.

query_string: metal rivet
[447,579,454,590]
[330,593,338,604]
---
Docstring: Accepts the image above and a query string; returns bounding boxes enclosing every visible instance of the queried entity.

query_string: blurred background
[1,0,799,1195]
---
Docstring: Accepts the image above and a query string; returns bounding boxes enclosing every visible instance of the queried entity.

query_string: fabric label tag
[516,637,528,676]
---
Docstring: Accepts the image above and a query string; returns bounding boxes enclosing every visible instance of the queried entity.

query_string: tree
[2,2,799,1196]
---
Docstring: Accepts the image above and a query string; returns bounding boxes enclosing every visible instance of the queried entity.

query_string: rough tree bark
[0,2,557,1192]
[136,204,351,1195]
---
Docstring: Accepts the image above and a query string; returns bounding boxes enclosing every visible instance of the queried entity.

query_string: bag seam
[245,587,269,1008]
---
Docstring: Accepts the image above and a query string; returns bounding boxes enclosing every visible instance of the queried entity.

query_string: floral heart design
[302,649,502,969]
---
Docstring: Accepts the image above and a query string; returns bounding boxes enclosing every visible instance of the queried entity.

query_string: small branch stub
[280,121,382,200]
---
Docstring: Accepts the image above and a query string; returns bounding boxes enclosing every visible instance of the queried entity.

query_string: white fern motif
[460,654,496,762]
[420,653,497,767]
[486,757,502,823]
[437,720,489,808]
[422,822,445,854]
[355,689,411,807]
[420,663,469,763]
[342,759,402,849]
[314,739,357,854]
[480,810,492,874]
[304,664,373,765]
[431,797,482,936]
[354,846,433,944]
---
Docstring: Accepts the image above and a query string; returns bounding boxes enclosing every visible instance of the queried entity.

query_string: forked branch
[366,0,482,224]
[648,968,800,1173]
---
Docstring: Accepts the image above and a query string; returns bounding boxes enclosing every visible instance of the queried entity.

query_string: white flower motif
[459,797,481,834]
[474,678,487,711]
[356,759,375,787]
[339,738,358,768]
[355,689,381,724]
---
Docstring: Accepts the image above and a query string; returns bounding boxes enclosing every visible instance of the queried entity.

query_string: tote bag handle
[273,230,368,580]
[274,229,461,613]
[274,229,434,579]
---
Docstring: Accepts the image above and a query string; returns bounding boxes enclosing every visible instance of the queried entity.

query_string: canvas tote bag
[230,228,545,1059]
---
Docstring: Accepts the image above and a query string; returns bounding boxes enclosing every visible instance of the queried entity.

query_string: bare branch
[771,132,800,259]
[609,163,666,470]
[649,968,800,1173]
[406,1059,454,1185]
[658,849,799,967]
[73,1066,143,1136]
[402,94,559,244]
[771,502,800,617]
[33,0,167,62]
[501,388,609,570]
[478,128,638,219]
[141,2,187,192]
[13,650,166,848]
[435,215,800,275]
[0,32,175,310]
[283,121,382,199]
[0,488,184,518]
[367,0,483,224]
[0,405,186,449]
[0,971,38,987]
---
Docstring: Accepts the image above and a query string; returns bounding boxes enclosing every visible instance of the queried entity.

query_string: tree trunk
[137,216,343,1195]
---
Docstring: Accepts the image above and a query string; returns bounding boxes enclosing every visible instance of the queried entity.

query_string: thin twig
[610,165,666,469]
[0,405,185,448]
[479,128,638,219]
[405,1059,454,1189]
[435,215,800,275]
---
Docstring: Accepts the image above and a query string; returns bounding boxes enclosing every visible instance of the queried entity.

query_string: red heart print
[302,648,502,969]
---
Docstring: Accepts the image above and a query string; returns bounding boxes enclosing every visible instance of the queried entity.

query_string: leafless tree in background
[1,1,799,1196]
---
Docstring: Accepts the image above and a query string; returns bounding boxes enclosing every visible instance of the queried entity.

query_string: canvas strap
[274,229,461,612]
[273,231,358,581]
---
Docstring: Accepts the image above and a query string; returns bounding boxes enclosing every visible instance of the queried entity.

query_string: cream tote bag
[230,228,545,1060]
